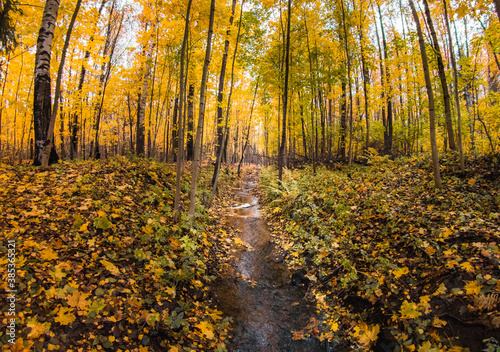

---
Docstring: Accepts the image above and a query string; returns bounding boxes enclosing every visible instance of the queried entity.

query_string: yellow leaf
[40,248,58,261]
[109,336,116,342]
[432,316,447,328]
[100,259,120,276]
[196,321,215,340]
[51,267,67,281]
[400,301,421,319]
[10,338,34,352]
[168,347,180,352]
[468,178,476,186]
[393,267,409,279]
[460,261,475,273]
[331,321,339,332]
[418,341,439,352]
[425,246,436,256]
[273,207,281,213]
[66,290,90,311]
[54,306,76,325]
[352,322,380,347]
[27,318,51,339]
[464,281,482,295]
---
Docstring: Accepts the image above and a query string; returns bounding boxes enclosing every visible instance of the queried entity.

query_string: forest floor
[0,156,241,352]
[1,154,499,352]
[260,153,500,352]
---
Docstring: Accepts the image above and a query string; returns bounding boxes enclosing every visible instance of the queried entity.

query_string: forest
[0,0,500,350]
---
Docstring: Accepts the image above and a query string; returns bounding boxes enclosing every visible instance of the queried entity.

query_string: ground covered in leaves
[0,156,237,352]
[260,154,500,352]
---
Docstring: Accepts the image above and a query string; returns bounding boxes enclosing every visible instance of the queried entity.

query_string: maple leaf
[40,247,58,261]
[9,338,34,352]
[418,341,439,352]
[196,321,215,339]
[89,299,106,315]
[464,281,482,295]
[94,212,112,230]
[400,300,421,319]
[460,261,475,273]
[66,290,90,311]
[26,318,51,339]
[432,316,447,328]
[352,322,380,347]
[100,259,120,276]
[49,266,67,281]
[393,266,409,279]
[54,306,76,325]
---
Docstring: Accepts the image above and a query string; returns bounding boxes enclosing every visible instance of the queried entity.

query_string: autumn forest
[1,0,500,350]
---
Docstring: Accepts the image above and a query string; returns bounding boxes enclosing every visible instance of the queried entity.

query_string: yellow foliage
[352,322,380,347]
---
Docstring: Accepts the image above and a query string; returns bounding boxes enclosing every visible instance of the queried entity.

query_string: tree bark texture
[33,0,60,166]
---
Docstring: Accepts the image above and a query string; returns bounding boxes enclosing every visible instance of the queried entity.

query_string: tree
[0,0,22,55]
[409,0,441,188]
[188,0,216,221]
[278,0,291,181]
[173,0,193,220]
[422,0,456,151]
[214,0,238,160]
[33,0,61,166]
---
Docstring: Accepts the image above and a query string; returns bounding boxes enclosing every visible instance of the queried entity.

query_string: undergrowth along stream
[260,154,500,352]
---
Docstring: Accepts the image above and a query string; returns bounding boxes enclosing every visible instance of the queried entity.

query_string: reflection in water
[212,171,325,352]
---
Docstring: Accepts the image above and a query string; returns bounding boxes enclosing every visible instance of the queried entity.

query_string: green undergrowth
[260,154,500,351]
[0,156,237,352]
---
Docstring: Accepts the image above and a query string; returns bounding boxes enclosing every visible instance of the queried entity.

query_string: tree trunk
[91,3,124,159]
[278,0,291,181]
[410,0,441,188]
[359,20,370,149]
[186,84,194,160]
[494,0,500,22]
[422,0,456,151]
[238,77,259,175]
[33,0,60,166]
[378,4,393,155]
[188,0,216,221]
[210,0,244,200]
[39,0,82,166]
[341,0,353,164]
[173,0,193,220]
[442,0,465,172]
[136,46,152,156]
[215,0,237,158]
[339,80,347,160]
[69,0,106,160]
[171,96,178,162]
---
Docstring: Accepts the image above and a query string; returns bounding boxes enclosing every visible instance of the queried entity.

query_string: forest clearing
[1,0,500,350]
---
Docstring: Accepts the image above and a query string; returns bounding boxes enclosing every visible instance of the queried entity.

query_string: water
[212,170,326,352]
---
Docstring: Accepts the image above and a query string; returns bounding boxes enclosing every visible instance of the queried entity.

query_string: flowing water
[212,170,326,352]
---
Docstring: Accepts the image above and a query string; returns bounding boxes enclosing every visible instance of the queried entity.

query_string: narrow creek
[212,169,325,352]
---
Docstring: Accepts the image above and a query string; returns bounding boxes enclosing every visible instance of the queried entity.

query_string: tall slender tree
[422,0,456,151]
[410,0,441,188]
[279,0,291,181]
[188,0,216,221]
[173,0,193,220]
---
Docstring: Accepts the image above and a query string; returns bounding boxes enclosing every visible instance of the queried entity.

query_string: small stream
[212,170,325,352]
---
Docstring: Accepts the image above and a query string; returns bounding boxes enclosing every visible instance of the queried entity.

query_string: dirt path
[212,169,325,352]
